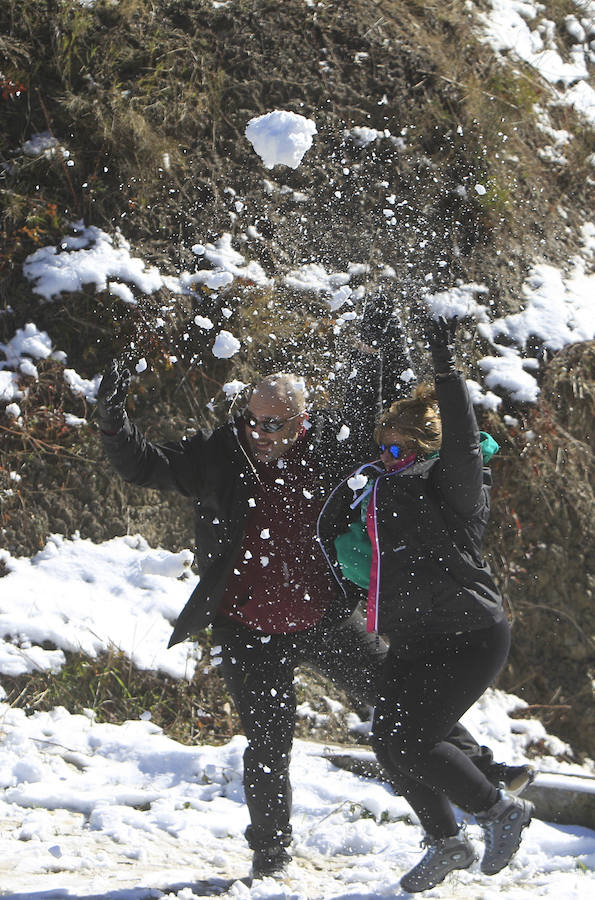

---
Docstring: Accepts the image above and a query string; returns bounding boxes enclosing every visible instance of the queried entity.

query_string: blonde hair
[374,384,442,455]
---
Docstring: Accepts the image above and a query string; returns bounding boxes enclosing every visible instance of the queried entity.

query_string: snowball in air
[348,473,368,491]
[245,110,317,170]
[336,424,350,442]
[135,358,147,374]
[212,330,241,359]
[223,379,249,398]
[474,184,487,195]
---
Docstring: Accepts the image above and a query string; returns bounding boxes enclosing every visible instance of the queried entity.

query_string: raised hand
[96,359,131,433]
[427,315,458,376]
[360,289,400,351]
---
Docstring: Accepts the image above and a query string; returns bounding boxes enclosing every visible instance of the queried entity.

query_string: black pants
[213,611,497,851]
[372,618,511,838]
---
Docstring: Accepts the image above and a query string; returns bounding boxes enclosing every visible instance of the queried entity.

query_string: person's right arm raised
[96,359,207,496]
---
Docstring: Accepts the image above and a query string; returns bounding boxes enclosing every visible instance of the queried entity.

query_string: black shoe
[485,763,536,795]
[251,846,291,879]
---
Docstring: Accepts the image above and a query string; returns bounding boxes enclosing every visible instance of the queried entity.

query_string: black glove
[427,315,458,376]
[96,359,131,433]
[360,290,398,350]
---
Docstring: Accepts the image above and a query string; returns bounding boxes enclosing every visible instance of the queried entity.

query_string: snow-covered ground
[0,535,594,899]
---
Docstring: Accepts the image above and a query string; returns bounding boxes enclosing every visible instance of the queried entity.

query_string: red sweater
[218,435,336,633]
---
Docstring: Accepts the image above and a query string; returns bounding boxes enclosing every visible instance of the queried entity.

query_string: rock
[322,751,595,830]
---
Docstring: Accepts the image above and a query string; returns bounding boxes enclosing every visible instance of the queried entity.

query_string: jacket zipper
[369,476,382,634]
[367,458,418,633]
[231,421,262,486]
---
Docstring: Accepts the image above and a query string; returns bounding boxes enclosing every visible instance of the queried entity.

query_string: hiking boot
[400,829,477,893]
[475,790,534,875]
[485,762,536,795]
[251,846,291,879]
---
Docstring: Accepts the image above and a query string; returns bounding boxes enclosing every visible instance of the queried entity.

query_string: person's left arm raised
[341,291,411,456]
[428,316,485,517]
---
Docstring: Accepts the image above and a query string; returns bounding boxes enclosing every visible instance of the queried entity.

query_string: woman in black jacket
[317,318,534,893]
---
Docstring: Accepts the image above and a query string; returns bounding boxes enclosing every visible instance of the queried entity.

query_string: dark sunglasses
[378,442,401,460]
[242,409,303,434]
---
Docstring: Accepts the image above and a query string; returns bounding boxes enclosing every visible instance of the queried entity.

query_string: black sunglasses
[242,409,303,434]
[378,442,401,460]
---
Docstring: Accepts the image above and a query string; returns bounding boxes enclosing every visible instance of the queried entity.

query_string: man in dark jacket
[96,302,529,879]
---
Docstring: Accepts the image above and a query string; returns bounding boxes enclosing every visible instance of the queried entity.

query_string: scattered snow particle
[194,315,214,330]
[348,473,368,491]
[222,379,249,398]
[345,126,385,147]
[212,330,241,359]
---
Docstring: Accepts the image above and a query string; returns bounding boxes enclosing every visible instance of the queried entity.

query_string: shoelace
[420,825,469,852]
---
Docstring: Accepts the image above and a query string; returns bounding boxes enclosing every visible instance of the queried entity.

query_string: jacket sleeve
[380,328,414,403]
[435,373,484,518]
[100,419,209,497]
[339,350,382,457]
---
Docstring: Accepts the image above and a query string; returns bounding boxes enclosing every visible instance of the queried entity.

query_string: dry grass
[1,643,369,747]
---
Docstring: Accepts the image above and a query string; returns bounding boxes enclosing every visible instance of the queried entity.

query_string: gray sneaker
[476,791,534,875]
[400,830,477,893]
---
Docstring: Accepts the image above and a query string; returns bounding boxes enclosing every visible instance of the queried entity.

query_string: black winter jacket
[317,372,505,646]
[100,355,383,646]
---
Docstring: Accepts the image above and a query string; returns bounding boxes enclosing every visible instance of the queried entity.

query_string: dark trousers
[214,611,497,851]
[372,618,511,838]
